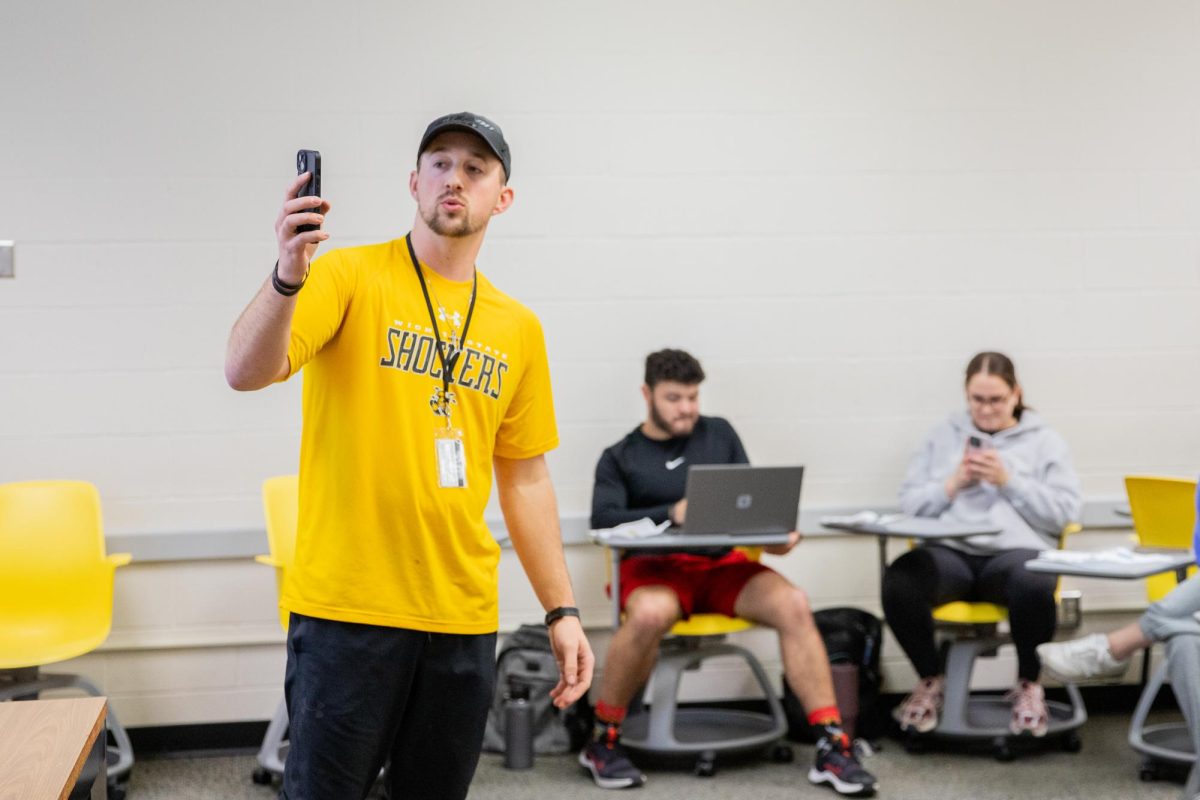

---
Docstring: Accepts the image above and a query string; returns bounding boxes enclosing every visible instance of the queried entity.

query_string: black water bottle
[503,683,534,770]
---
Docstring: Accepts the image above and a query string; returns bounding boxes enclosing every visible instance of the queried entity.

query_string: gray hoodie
[899,410,1082,554]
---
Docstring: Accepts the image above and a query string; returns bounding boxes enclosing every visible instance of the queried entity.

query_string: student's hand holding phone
[945,449,976,499]
[965,448,1009,487]
[275,172,331,285]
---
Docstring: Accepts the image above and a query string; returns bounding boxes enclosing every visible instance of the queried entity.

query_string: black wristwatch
[544,606,580,627]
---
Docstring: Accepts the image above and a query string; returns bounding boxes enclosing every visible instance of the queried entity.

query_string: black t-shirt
[590,415,749,530]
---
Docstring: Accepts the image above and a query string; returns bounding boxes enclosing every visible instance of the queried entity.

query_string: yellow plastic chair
[919,523,1086,759]
[605,545,790,776]
[0,480,135,793]
[1123,475,1198,782]
[1125,475,1198,602]
[252,474,299,786]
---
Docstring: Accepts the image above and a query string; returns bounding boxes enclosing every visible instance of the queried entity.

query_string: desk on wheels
[590,530,793,769]
[822,516,1091,752]
[0,697,108,800]
[1026,548,1196,776]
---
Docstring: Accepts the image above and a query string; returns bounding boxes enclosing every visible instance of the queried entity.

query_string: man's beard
[422,200,483,238]
[650,402,695,439]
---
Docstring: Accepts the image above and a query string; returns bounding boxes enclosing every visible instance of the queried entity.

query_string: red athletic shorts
[618,550,773,619]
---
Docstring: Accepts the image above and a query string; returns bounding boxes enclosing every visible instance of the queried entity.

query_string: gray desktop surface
[106,500,1132,563]
[596,531,793,549]
[821,518,1001,539]
[1025,550,1194,580]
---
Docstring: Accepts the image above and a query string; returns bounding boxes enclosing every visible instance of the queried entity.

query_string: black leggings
[881,545,1056,682]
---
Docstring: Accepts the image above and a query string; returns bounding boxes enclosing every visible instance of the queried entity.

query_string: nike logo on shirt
[665,457,686,470]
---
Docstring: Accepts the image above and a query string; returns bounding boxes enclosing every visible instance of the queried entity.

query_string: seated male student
[581,349,877,797]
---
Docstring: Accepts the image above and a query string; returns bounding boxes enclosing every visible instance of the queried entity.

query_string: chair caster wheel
[770,743,794,763]
[107,782,128,800]
[992,737,1014,762]
[252,767,275,785]
[1139,765,1159,782]
[1061,731,1082,753]
[694,751,717,777]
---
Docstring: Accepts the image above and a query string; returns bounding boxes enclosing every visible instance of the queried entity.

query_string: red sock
[595,701,627,726]
[807,706,842,728]
[594,701,627,745]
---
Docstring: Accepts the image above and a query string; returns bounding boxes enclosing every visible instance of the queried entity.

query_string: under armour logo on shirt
[665,457,686,470]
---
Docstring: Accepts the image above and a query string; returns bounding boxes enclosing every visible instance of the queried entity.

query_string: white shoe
[1038,633,1128,681]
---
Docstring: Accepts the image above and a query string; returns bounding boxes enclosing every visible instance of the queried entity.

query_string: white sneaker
[1037,633,1128,681]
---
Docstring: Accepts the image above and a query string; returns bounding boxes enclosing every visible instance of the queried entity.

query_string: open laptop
[678,464,803,539]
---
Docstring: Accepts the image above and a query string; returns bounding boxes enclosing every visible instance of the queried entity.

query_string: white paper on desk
[591,518,671,542]
[1036,547,1176,566]
[820,510,909,527]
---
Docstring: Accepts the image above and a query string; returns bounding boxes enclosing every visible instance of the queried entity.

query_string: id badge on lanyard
[408,232,477,491]
[435,426,468,489]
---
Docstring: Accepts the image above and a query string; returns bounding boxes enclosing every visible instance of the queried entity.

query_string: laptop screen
[681,465,804,536]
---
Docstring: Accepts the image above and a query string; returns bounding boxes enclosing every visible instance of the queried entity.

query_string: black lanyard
[406,233,477,409]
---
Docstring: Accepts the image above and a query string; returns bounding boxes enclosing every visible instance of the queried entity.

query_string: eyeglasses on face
[968,393,1013,407]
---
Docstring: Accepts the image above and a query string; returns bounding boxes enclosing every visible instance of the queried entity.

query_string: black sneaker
[578,739,647,790]
[808,735,877,797]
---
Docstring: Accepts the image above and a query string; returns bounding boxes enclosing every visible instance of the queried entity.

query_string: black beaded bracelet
[544,606,580,627]
[271,260,308,297]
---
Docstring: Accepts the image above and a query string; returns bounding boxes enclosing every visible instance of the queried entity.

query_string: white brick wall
[2,1,1197,725]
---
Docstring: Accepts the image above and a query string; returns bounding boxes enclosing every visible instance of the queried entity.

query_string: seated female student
[883,351,1082,737]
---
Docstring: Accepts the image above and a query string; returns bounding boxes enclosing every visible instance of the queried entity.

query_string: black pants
[881,545,1056,682]
[281,613,496,800]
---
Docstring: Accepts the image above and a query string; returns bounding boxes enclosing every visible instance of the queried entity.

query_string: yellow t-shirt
[280,238,559,634]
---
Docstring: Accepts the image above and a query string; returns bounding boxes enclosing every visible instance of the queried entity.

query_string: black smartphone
[296,149,322,233]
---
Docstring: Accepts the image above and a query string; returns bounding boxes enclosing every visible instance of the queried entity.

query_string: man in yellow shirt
[225,112,593,800]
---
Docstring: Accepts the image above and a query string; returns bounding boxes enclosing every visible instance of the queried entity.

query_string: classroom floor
[124,711,1186,800]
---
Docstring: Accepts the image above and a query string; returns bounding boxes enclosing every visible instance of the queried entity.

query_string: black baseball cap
[417,112,511,181]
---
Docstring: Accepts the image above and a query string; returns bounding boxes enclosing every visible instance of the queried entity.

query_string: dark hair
[965,351,1027,419]
[644,349,705,388]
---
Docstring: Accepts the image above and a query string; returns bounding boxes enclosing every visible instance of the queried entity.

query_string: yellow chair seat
[932,601,1008,625]
[669,613,755,637]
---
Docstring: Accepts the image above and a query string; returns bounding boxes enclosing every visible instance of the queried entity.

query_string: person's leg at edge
[732,568,877,796]
[580,584,682,789]
[1039,574,1200,681]
[976,548,1057,736]
[281,614,419,800]
[386,631,497,800]
[880,545,976,734]
[1141,573,1200,643]
[1164,634,1200,799]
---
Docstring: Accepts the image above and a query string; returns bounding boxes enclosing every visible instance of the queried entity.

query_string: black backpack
[481,624,593,755]
[783,606,885,742]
